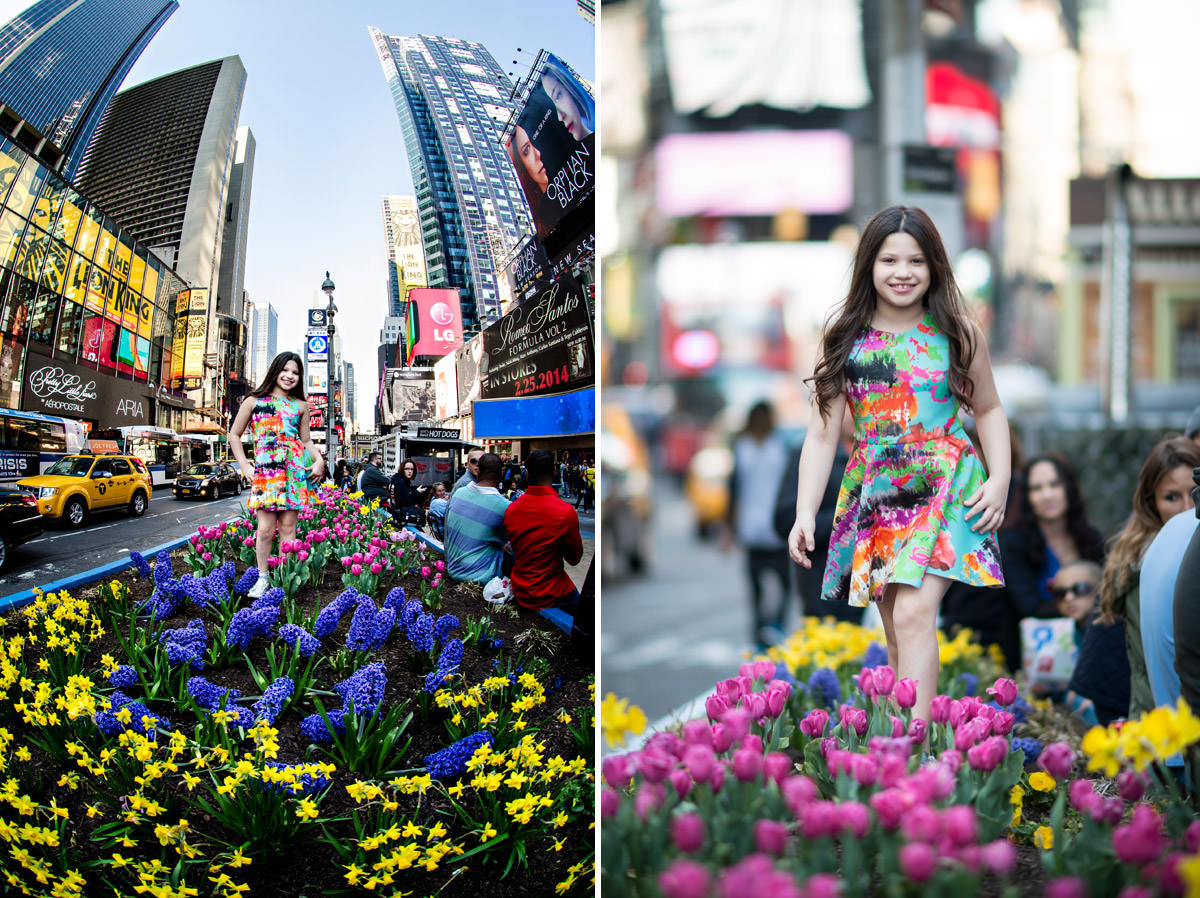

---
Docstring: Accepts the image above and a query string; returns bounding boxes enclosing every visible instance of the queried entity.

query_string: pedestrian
[504,449,584,631]
[357,450,390,504]
[452,448,483,496]
[444,452,511,583]
[558,457,569,497]
[228,351,324,598]
[788,205,1009,726]
[727,400,793,650]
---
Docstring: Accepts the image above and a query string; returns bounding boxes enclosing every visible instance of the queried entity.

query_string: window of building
[56,296,84,357]
[0,335,21,410]
[1175,298,1200,380]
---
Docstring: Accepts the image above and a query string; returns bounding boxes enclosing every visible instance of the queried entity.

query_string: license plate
[180,488,193,494]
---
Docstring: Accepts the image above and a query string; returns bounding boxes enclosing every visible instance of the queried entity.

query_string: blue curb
[0,532,198,614]
[404,525,444,553]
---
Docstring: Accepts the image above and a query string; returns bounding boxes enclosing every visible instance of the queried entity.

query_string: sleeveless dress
[822,313,1005,607]
[248,394,310,511]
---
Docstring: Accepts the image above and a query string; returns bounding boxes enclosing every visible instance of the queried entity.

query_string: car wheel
[128,490,148,517]
[207,486,215,500]
[235,479,243,495]
[64,497,86,528]
[0,534,7,570]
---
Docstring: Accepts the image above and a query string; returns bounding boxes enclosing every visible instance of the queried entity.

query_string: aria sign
[21,347,160,426]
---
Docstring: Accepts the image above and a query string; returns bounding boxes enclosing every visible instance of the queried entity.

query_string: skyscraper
[0,0,178,179]
[381,194,427,317]
[343,361,356,431]
[250,302,278,387]
[369,28,533,333]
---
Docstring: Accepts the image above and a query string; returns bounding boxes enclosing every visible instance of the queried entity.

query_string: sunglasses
[468,458,481,465]
[1051,581,1097,601]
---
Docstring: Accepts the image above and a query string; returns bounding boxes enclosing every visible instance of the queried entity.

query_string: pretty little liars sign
[481,276,593,401]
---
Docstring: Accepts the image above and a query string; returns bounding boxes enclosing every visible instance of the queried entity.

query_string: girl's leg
[890,574,952,722]
[277,510,298,548]
[877,587,900,670]
[255,510,279,575]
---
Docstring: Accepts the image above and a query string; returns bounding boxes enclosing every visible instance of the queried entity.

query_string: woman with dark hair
[508,124,553,239]
[390,458,428,526]
[999,452,1106,619]
[228,351,323,598]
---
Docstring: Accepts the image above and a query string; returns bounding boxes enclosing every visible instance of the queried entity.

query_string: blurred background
[597,0,1200,729]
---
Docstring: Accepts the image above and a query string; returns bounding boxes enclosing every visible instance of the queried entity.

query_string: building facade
[215,124,254,391]
[249,301,276,388]
[0,133,194,429]
[0,0,178,179]
[74,55,248,435]
[369,28,532,334]
[381,194,427,317]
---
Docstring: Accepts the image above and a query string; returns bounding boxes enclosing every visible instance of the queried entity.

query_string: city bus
[110,426,216,487]
[0,408,88,484]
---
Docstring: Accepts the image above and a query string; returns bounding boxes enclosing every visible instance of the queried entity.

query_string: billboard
[405,287,464,364]
[506,53,594,242]
[455,335,486,413]
[434,352,459,419]
[481,275,593,400]
[168,288,208,390]
[306,333,328,361]
[389,369,435,423]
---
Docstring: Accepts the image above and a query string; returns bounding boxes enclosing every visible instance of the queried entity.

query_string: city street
[0,489,244,598]
[600,482,762,728]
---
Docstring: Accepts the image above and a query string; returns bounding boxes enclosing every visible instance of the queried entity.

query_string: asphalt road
[600,484,778,732]
[0,488,246,598]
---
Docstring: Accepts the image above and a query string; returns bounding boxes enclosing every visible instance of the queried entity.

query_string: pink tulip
[709,763,725,793]
[1113,806,1164,864]
[954,718,983,752]
[637,747,673,784]
[843,707,868,737]
[352,552,364,564]
[1039,741,1075,779]
[267,556,280,569]
[1117,770,1147,803]
[683,719,714,747]
[722,708,751,745]
[671,812,706,853]
[1045,878,1087,898]
[872,665,897,696]
[837,801,871,839]
[940,805,977,846]
[899,843,935,882]
[602,755,632,788]
[889,715,905,738]
[907,718,928,743]
[966,736,1007,772]
[659,860,711,898]
[850,753,878,787]
[764,683,791,717]
[893,678,918,709]
[804,874,843,898]
[350,563,362,576]
[434,559,445,572]
[869,788,909,830]
[939,749,963,775]
[980,838,1017,874]
[856,668,878,698]
[947,699,967,729]
[991,710,1015,735]
[741,734,764,755]
[340,556,352,567]
[634,782,664,820]
[201,551,213,561]
[1164,852,1189,896]
[431,574,442,587]
[711,724,735,754]
[749,659,777,681]
[879,754,909,788]
[986,677,1018,706]
[781,774,816,813]
[800,800,839,839]
[929,694,952,723]
[705,693,730,722]
[369,562,382,575]
[800,708,829,738]
[732,748,763,783]
[420,565,431,578]
[600,787,620,818]
[901,804,940,843]
[1117,888,1152,898]
[682,745,716,784]
[297,550,309,562]
[743,692,767,720]
[754,819,790,856]
[1068,778,1099,815]
[763,752,792,785]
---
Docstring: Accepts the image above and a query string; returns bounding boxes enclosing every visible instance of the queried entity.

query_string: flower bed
[601,617,1200,897]
[0,488,594,897]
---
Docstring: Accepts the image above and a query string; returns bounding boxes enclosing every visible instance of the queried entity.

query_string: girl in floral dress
[228,352,324,597]
[789,206,1010,724]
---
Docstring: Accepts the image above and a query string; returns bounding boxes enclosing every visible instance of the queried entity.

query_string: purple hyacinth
[314,588,360,638]
[227,606,282,651]
[251,677,295,724]
[334,662,387,718]
[863,642,889,670]
[397,599,422,634]
[220,561,236,583]
[432,614,459,645]
[108,665,139,689]
[186,676,243,711]
[345,599,396,652]
[141,579,186,621]
[203,569,230,604]
[408,613,435,653]
[152,551,173,586]
[95,697,169,737]
[424,731,494,779]
[234,567,261,595]
[299,708,346,744]
[259,761,330,795]
[251,587,285,610]
[160,619,207,670]
[277,623,320,657]
[180,574,211,608]
[129,552,153,580]
[808,668,842,709]
[435,638,464,674]
[382,587,406,614]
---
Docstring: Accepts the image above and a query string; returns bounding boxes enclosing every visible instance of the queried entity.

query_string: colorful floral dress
[822,313,1005,607]
[248,394,310,511]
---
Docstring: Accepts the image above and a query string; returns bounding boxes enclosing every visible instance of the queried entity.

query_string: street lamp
[321,271,337,465]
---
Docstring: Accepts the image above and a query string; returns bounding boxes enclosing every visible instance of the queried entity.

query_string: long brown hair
[1098,436,1200,623]
[807,206,977,419]
[251,351,306,401]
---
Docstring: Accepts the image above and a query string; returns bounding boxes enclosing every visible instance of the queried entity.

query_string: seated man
[444,453,510,583]
[504,449,584,632]
[357,451,391,504]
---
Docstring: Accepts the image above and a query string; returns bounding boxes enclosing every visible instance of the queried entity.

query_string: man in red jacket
[504,448,584,626]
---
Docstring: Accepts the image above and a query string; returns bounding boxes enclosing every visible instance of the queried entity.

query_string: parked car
[17,454,152,528]
[0,485,43,569]
[173,462,244,501]
[216,458,252,489]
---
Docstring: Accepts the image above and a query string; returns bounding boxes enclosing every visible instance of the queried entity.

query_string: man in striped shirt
[444,452,510,583]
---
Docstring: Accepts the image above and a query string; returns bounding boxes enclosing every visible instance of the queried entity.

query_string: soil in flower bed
[15,554,594,897]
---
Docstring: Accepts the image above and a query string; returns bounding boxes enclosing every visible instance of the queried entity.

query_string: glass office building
[370,29,533,333]
[0,0,178,179]
[0,134,192,429]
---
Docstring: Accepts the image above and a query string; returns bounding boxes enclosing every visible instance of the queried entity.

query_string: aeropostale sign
[21,345,156,426]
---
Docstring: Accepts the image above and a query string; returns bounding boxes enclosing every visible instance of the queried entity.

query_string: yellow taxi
[18,454,153,528]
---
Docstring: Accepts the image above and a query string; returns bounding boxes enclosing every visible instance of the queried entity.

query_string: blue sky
[2,0,594,426]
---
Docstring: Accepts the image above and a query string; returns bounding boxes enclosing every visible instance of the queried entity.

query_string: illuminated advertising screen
[434,353,459,419]
[169,288,207,390]
[405,287,464,363]
[506,53,594,242]
[481,275,593,400]
[390,370,435,423]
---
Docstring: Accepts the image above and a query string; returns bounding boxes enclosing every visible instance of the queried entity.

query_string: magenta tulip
[893,677,918,709]
[844,707,868,737]
[659,860,711,898]
[800,800,839,839]
[804,874,843,898]
[781,774,816,812]
[966,736,1007,772]
[1117,769,1147,803]
[872,665,897,696]
[637,747,674,784]
[743,692,767,720]
[1045,878,1087,898]
[991,710,1015,735]
[754,819,790,855]
[671,812,706,853]
[1038,741,1075,779]
[722,708,752,744]
[869,788,909,830]
[929,694,952,723]
[986,677,1018,706]
[350,563,362,576]
[851,753,879,787]
[981,838,1016,874]
[907,718,928,743]
[800,708,829,738]
[683,719,714,747]
[668,768,693,799]
[732,747,763,783]
[711,723,735,754]
[602,754,632,788]
[856,667,878,698]
[941,805,977,846]
[634,783,664,820]
[837,801,871,839]
[705,693,730,722]
[682,744,717,784]
[899,843,935,882]
[900,804,940,843]
[600,787,620,818]
[763,752,792,785]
